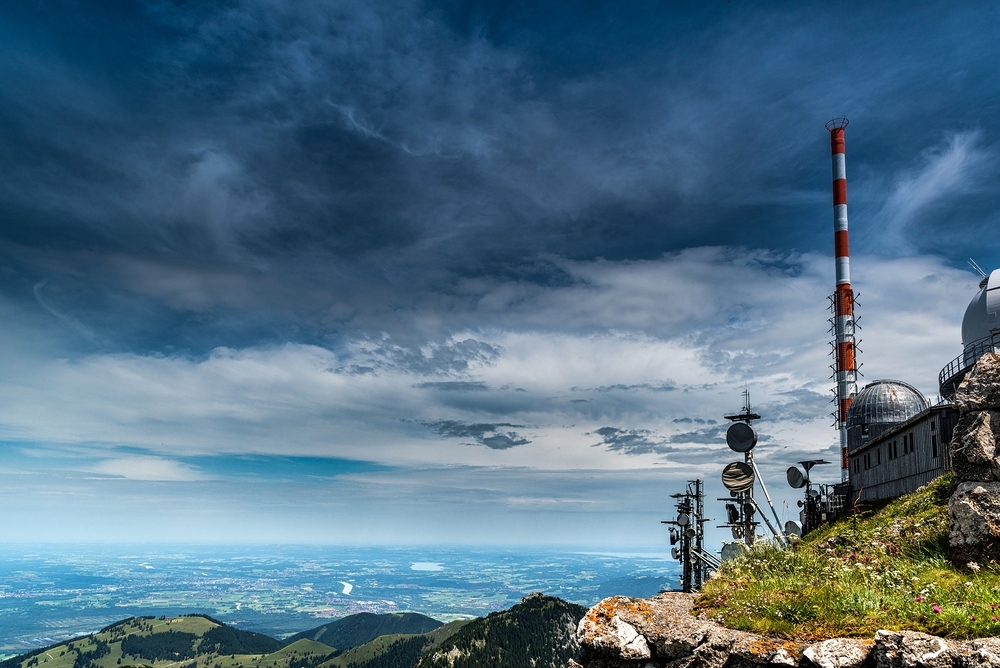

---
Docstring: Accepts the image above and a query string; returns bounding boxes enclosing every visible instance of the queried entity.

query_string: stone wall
[573,593,1000,668]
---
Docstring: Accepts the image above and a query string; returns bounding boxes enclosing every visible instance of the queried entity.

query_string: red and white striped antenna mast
[826,117,857,482]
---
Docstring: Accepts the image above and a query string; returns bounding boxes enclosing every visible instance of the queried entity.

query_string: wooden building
[846,380,959,503]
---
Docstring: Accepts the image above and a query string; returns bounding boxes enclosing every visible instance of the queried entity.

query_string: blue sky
[0,0,997,545]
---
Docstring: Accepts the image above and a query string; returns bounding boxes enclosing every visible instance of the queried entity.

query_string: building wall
[848,405,959,504]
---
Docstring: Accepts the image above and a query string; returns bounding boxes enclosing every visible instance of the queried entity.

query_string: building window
[932,434,938,458]
[931,420,937,431]
[877,449,881,465]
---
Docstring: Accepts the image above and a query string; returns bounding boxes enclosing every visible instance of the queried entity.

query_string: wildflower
[971,615,977,621]
[915,596,924,602]
[932,605,942,614]
[965,582,974,587]
[968,562,981,571]
[992,616,997,622]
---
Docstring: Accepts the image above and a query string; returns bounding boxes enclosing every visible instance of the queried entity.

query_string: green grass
[696,474,1000,639]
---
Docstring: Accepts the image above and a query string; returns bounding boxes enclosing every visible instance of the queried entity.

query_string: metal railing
[939,335,1000,399]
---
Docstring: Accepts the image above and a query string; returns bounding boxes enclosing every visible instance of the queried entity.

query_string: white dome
[962,269,1000,348]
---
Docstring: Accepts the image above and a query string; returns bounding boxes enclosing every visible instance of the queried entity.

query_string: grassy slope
[5,617,335,668]
[6,614,466,668]
[696,474,1000,639]
[283,614,442,650]
[317,620,469,668]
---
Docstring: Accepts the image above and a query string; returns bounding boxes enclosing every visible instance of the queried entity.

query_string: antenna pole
[826,118,857,483]
[746,454,788,545]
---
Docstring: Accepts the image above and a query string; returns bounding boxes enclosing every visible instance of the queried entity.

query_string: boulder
[871,630,954,668]
[954,353,1000,414]
[957,638,1000,667]
[949,481,1000,564]
[802,638,872,668]
[950,411,1000,482]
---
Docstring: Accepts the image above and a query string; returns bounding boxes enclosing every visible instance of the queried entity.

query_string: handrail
[939,335,1000,397]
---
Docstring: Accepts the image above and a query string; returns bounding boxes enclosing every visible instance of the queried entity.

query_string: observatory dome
[962,269,1000,348]
[846,380,928,433]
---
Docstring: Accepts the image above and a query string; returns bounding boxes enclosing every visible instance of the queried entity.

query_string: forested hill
[284,612,442,649]
[3,597,588,668]
[419,593,587,668]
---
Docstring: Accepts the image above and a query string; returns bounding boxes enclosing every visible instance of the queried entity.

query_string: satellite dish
[721,542,746,562]
[785,521,802,537]
[676,512,690,527]
[722,462,755,492]
[796,500,803,508]
[786,466,806,489]
[670,547,681,560]
[685,528,696,538]
[726,423,758,453]
[808,489,820,498]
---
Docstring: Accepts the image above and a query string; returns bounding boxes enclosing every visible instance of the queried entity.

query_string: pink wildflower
[932,605,942,614]
[915,596,924,602]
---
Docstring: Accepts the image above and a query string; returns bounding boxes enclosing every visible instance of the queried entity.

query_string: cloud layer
[0,0,997,544]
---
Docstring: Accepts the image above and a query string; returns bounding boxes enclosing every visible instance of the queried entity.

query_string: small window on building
[932,434,938,458]
[877,449,881,465]
[931,420,936,431]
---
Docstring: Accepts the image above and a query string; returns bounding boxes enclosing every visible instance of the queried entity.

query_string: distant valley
[0,546,676,656]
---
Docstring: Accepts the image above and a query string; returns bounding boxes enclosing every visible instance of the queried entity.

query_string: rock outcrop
[949,353,1000,564]
[574,593,1000,668]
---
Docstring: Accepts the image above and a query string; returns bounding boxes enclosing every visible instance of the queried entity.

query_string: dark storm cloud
[591,427,674,455]
[3,1,1000,354]
[413,381,489,391]
[423,420,530,449]
[667,426,730,445]
[573,382,677,393]
[342,338,502,376]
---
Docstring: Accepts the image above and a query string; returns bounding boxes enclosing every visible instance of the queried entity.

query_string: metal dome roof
[846,379,928,430]
[962,268,1000,348]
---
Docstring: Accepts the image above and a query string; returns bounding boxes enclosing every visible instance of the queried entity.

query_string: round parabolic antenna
[785,521,802,537]
[721,543,747,562]
[786,466,805,489]
[676,512,690,527]
[726,423,758,453]
[671,547,680,560]
[721,462,755,492]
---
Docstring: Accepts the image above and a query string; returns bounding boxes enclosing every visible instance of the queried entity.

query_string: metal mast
[663,480,716,592]
[826,118,858,483]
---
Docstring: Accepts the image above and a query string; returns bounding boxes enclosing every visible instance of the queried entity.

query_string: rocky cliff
[949,352,1000,564]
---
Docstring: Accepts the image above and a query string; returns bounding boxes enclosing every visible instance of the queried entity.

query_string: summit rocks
[949,353,1000,563]
[573,593,1000,668]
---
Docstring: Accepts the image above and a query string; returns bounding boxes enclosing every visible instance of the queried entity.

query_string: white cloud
[0,249,973,472]
[874,130,989,254]
[90,456,209,481]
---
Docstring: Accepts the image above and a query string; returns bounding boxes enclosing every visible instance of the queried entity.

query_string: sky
[1,0,999,547]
